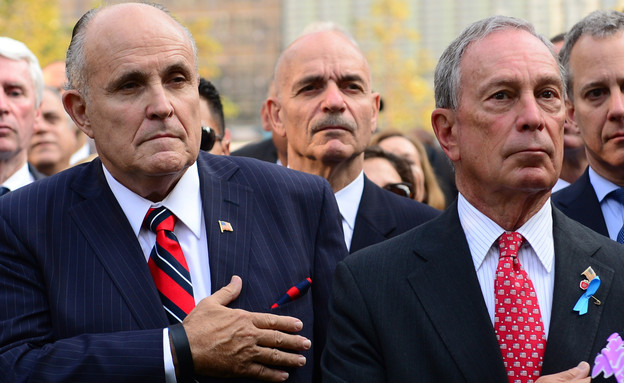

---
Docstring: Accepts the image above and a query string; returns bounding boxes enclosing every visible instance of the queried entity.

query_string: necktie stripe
[144,206,195,324]
[160,294,187,323]
[149,265,195,314]
[153,241,192,281]
[150,248,193,295]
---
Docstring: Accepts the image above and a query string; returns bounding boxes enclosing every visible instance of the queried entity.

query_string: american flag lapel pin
[218,220,233,233]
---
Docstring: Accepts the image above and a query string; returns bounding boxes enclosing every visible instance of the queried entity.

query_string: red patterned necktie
[144,206,195,324]
[495,232,546,383]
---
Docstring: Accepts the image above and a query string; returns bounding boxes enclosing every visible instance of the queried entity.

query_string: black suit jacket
[323,201,624,382]
[231,137,278,164]
[552,167,609,237]
[349,177,440,253]
[0,153,347,382]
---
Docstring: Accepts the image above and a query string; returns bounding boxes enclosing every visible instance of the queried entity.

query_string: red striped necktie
[144,206,195,324]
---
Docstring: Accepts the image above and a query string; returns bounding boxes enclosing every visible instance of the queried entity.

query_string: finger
[256,329,311,351]
[244,364,291,382]
[253,346,307,369]
[209,275,242,306]
[573,361,590,378]
[252,312,304,333]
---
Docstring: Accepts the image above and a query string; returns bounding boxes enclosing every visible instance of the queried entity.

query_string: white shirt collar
[458,193,554,273]
[102,162,202,239]
[589,166,620,203]
[2,162,34,191]
[334,171,365,232]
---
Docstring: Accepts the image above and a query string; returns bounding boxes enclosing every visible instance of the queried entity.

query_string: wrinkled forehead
[460,29,561,90]
[0,56,34,90]
[277,31,372,89]
[84,4,194,68]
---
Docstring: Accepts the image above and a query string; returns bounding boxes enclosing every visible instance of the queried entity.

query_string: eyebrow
[106,62,193,92]
[292,73,366,90]
[478,75,563,94]
[579,79,608,95]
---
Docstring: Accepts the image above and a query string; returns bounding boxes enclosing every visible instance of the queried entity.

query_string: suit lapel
[541,208,615,374]
[554,168,608,236]
[406,203,508,381]
[196,154,253,299]
[350,177,397,252]
[69,160,166,329]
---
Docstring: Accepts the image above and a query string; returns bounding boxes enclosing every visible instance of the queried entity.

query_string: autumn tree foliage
[356,0,435,132]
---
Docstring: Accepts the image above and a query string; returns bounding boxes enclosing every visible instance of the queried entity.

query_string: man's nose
[146,85,174,120]
[321,82,346,113]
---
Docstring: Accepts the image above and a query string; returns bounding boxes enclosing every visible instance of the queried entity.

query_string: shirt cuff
[163,327,177,383]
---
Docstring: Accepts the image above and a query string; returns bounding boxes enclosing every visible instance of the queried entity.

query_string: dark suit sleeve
[321,260,385,382]
[0,215,165,383]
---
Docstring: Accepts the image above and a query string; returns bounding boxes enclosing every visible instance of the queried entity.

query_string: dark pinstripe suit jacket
[0,152,347,383]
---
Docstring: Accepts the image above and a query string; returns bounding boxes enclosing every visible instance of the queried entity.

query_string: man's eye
[7,89,24,97]
[492,91,507,100]
[586,88,605,100]
[541,90,556,99]
[119,82,138,91]
[345,83,363,91]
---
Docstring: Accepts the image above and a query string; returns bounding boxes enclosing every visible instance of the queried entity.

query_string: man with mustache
[267,25,440,253]
[322,15,624,383]
[553,10,624,245]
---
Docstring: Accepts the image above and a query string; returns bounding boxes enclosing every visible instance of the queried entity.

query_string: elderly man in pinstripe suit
[0,3,346,383]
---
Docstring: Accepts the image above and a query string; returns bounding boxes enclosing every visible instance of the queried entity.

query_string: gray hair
[0,37,44,107]
[65,2,198,97]
[434,15,563,109]
[560,10,624,100]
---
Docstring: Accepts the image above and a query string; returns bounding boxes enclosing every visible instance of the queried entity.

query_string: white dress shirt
[457,194,555,338]
[334,171,364,251]
[2,162,35,192]
[589,167,624,241]
[103,162,210,383]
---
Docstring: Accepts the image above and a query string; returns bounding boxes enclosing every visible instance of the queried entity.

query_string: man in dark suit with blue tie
[323,15,624,383]
[0,37,46,195]
[552,10,624,244]
[266,24,440,254]
[0,3,347,382]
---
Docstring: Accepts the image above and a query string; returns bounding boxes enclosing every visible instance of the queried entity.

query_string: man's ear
[431,107,460,162]
[565,97,577,126]
[266,98,286,138]
[63,90,94,138]
[370,92,381,134]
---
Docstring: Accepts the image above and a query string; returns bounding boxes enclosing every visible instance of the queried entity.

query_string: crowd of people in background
[2,2,624,382]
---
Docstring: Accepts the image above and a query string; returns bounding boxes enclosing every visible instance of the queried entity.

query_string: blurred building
[55,0,624,140]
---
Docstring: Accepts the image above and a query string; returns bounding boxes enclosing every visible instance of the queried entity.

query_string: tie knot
[498,231,524,258]
[610,188,624,205]
[0,186,10,196]
[144,206,176,233]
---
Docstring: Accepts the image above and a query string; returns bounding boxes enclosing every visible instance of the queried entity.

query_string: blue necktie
[609,188,624,244]
[0,187,10,196]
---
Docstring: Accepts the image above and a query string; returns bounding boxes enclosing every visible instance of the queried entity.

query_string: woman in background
[371,131,446,210]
